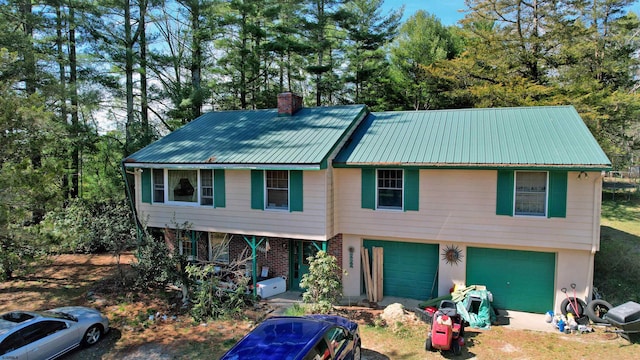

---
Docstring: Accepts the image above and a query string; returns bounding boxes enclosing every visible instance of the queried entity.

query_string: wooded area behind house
[1,0,639,279]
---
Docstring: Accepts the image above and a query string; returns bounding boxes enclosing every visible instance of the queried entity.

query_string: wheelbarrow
[603,301,640,343]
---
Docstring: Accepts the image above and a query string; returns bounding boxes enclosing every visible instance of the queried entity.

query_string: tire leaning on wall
[560,297,587,317]
[585,299,613,324]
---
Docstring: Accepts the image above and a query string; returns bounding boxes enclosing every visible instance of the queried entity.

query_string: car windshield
[41,311,78,322]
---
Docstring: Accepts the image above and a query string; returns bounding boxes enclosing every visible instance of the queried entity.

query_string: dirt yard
[0,253,214,359]
[2,253,640,359]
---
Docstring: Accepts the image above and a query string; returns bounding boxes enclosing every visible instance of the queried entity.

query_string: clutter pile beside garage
[414,283,640,343]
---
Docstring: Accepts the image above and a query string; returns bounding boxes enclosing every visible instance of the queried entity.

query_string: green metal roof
[334,106,611,170]
[124,105,367,169]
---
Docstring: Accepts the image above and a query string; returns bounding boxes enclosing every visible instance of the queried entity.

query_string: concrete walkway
[261,291,556,333]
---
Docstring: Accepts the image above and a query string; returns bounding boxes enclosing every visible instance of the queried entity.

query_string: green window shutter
[496,170,514,216]
[548,171,567,218]
[251,170,264,210]
[404,169,419,211]
[214,169,226,208]
[361,168,376,210]
[290,170,303,212]
[141,168,151,203]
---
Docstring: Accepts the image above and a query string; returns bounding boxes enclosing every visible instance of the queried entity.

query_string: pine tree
[302,0,346,106]
[389,11,462,110]
[340,0,402,107]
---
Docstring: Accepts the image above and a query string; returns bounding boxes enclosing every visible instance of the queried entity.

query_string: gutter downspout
[121,160,144,244]
[585,171,604,300]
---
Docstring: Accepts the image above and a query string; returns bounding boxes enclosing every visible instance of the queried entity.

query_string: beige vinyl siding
[325,166,335,237]
[335,169,600,251]
[137,169,329,240]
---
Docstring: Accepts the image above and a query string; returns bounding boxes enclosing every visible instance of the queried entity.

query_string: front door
[290,241,320,291]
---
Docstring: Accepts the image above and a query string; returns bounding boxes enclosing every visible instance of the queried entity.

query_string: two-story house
[123,93,611,314]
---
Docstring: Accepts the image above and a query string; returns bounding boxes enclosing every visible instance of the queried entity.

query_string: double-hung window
[377,169,403,210]
[152,169,164,203]
[200,170,213,205]
[266,170,289,210]
[251,170,302,211]
[496,170,567,218]
[361,168,419,211]
[514,171,547,216]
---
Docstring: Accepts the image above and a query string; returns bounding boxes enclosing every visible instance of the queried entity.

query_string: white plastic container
[256,277,286,298]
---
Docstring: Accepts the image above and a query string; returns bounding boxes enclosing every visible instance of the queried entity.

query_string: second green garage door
[466,247,555,313]
[363,240,438,300]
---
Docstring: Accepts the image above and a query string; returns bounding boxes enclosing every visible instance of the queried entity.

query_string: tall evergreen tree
[215,0,267,109]
[148,2,197,128]
[90,0,148,154]
[389,11,462,110]
[262,0,309,95]
[302,0,346,106]
[340,0,401,107]
[176,0,216,118]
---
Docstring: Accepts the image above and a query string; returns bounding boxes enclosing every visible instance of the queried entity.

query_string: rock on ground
[380,303,407,324]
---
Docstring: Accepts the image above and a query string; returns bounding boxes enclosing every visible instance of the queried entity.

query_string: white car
[0,306,109,360]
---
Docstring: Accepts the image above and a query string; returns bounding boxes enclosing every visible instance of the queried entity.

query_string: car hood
[48,306,103,321]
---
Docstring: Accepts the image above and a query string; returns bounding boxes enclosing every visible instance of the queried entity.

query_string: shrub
[300,250,344,313]
[41,198,136,254]
[132,232,180,289]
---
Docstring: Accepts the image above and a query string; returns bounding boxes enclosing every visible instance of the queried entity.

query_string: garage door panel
[466,247,555,313]
[363,240,438,300]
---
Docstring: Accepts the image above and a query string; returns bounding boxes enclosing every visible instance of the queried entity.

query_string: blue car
[221,315,361,360]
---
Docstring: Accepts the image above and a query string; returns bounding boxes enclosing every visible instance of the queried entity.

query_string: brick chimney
[277,92,303,116]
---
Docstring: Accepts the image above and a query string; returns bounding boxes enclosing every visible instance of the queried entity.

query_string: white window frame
[153,169,214,207]
[166,169,199,205]
[200,169,214,206]
[152,169,165,203]
[376,169,404,210]
[265,170,289,211]
[514,171,548,217]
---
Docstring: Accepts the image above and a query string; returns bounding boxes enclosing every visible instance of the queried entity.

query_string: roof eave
[332,162,612,171]
[122,161,322,171]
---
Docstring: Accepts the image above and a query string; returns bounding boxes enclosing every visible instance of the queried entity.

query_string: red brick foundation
[229,234,344,289]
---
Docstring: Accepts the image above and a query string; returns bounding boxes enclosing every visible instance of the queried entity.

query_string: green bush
[300,250,344,313]
[132,233,180,289]
[0,231,47,280]
[41,198,136,254]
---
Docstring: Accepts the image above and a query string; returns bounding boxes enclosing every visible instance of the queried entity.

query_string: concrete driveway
[264,291,556,333]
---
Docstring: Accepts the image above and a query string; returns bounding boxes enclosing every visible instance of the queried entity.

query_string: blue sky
[381,0,640,26]
[381,0,467,25]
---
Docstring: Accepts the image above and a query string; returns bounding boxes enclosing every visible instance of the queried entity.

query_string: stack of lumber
[361,247,383,302]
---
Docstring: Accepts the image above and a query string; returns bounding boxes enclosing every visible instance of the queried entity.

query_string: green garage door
[466,247,555,313]
[363,240,438,300]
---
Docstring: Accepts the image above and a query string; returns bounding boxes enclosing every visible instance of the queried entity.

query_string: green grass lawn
[595,195,640,305]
